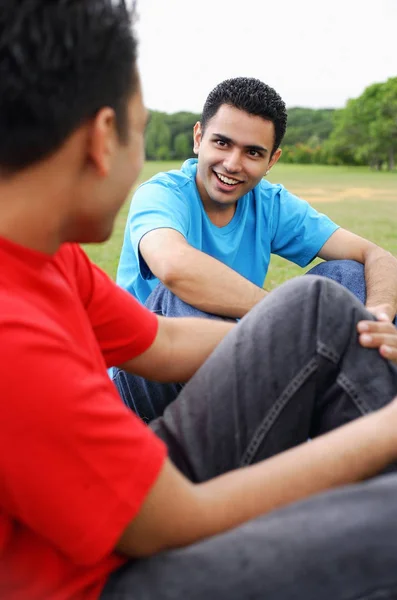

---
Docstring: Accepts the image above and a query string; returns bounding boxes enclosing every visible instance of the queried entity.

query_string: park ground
[85,162,397,290]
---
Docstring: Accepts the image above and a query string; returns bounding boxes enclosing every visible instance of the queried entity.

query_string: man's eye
[215,140,227,147]
[248,149,260,157]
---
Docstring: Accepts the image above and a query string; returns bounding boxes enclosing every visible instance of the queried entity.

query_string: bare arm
[139,228,267,319]
[319,228,397,320]
[119,314,235,383]
[117,400,397,558]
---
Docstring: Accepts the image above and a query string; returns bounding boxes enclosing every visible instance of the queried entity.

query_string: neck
[0,125,91,254]
[195,172,237,227]
[0,131,86,254]
[204,202,236,227]
[0,166,70,255]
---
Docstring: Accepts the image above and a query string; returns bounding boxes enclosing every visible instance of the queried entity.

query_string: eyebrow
[212,133,269,154]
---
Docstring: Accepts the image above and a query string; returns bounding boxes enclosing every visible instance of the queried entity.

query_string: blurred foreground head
[0,1,148,245]
[0,0,139,175]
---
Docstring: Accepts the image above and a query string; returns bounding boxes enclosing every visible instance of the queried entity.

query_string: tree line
[145,77,397,171]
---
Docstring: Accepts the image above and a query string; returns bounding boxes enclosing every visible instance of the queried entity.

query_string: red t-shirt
[0,237,167,599]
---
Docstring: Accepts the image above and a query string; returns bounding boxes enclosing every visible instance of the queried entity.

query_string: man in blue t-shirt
[117,157,339,308]
[114,77,397,413]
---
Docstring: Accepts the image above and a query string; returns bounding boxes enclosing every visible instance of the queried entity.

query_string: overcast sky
[135,0,396,114]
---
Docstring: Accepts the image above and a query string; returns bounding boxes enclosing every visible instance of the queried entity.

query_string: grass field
[85,161,397,290]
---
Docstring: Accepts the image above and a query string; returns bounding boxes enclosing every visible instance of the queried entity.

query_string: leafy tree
[325,78,397,170]
[145,110,198,160]
[173,132,192,160]
[166,112,200,141]
[145,111,172,160]
[372,77,397,170]
[283,108,335,146]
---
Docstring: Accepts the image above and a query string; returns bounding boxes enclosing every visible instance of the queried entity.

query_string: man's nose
[223,149,242,173]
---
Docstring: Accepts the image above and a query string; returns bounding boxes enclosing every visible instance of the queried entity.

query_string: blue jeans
[103,275,397,600]
[112,260,397,418]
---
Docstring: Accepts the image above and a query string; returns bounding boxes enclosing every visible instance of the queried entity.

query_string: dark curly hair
[201,77,288,155]
[0,0,138,174]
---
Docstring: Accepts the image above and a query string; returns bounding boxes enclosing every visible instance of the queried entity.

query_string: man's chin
[90,225,113,244]
[211,190,240,206]
[74,220,115,245]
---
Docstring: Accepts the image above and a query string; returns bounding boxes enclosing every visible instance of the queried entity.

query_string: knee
[145,282,170,314]
[308,259,364,281]
[254,275,357,321]
[307,260,366,304]
[280,273,344,299]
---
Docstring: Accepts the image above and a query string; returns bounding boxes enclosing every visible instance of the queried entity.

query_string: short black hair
[201,77,288,155]
[0,0,138,174]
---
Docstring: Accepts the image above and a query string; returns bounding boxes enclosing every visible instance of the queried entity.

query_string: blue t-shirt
[117,159,339,303]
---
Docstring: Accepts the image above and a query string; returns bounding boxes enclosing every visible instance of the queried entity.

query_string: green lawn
[85,162,397,290]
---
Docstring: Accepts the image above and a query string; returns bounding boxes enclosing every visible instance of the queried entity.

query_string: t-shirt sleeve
[126,181,190,280]
[69,245,159,368]
[0,313,167,566]
[270,186,340,267]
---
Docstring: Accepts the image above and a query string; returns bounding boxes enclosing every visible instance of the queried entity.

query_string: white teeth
[216,172,239,185]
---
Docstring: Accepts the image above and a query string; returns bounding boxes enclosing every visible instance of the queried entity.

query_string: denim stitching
[336,372,372,416]
[240,357,318,466]
[317,340,340,364]
[121,371,136,413]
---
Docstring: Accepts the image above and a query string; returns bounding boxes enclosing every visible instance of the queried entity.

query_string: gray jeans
[113,259,397,418]
[102,276,397,599]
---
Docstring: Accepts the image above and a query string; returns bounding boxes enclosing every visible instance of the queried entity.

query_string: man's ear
[87,107,118,177]
[193,121,202,155]
[268,148,282,171]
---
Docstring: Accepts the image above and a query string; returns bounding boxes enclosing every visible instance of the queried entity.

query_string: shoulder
[133,159,198,203]
[255,179,310,209]
[254,178,285,200]
[0,289,71,368]
[252,179,286,214]
[51,243,95,300]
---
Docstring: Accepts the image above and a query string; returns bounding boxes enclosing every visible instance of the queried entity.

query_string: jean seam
[336,372,372,416]
[240,356,318,467]
[114,370,144,418]
[317,339,340,364]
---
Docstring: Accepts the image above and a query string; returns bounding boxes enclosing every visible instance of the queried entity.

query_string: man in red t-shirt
[1,2,397,600]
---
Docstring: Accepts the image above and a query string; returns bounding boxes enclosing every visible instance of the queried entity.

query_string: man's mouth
[214,171,242,186]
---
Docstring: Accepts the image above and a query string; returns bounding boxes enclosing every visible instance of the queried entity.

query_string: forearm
[163,316,235,382]
[122,315,235,383]
[364,248,397,317]
[318,229,397,319]
[118,404,397,558]
[197,407,395,530]
[164,249,267,318]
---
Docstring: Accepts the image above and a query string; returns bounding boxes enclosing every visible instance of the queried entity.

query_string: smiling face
[193,104,282,214]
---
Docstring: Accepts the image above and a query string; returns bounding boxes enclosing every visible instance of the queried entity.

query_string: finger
[380,345,397,363]
[366,306,394,322]
[359,332,397,349]
[357,320,396,334]
[377,313,392,322]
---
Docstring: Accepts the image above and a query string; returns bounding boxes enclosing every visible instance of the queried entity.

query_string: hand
[366,303,394,323]
[357,319,397,363]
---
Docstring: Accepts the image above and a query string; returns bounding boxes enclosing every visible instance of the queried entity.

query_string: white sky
[135,0,396,113]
